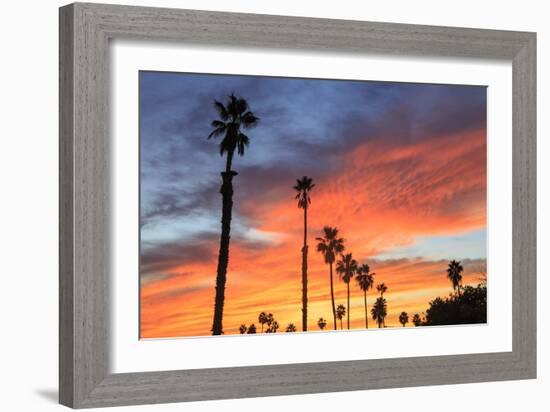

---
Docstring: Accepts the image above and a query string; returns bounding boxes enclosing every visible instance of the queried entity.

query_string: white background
[112,42,512,373]
[0,0,547,411]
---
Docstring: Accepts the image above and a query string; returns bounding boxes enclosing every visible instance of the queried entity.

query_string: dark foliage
[423,284,487,326]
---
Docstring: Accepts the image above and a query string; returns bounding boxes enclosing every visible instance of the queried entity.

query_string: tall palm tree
[317,317,327,330]
[336,253,358,329]
[285,323,297,333]
[316,226,345,330]
[371,297,387,328]
[293,176,315,333]
[208,93,259,335]
[356,264,375,329]
[376,283,388,297]
[258,311,268,333]
[399,311,409,327]
[412,314,422,327]
[239,324,247,334]
[336,304,346,330]
[447,260,464,295]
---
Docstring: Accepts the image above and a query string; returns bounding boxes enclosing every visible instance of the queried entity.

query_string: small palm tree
[266,320,280,333]
[336,304,346,330]
[316,227,345,330]
[258,311,268,333]
[247,324,257,334]
[208,94,259,335]
[399,311,409,327]
[293,176,315,332]
[317,317,327,330]
[376,283,388,297]
[336,253,358,329]
[412,314,422,327]
[286,323,297,333]
[371,297,387,328]
[375,283,388,327]
[239,324,247,334]
[447,260,464,295]
[356,263,375,329]
[265,313,274,332]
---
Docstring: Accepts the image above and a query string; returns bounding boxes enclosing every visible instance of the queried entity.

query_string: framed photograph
[59,2,536,408]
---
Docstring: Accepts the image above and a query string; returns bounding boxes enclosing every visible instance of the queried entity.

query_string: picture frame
[59,2,536,408]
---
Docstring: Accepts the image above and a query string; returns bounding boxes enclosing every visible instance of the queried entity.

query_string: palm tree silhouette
[317,317,327,330]
[336,304,346,330]
[258,311,268,333]
[375,284,388,326]
[293,176,315,333]
[412,314,422,327]
[336,253,358,329]
[447,260,464,296]
[371,297,387,328]
[239,324,247,334]
[208,93,259,335]
[376,283,388,297]
[265,313,274,332]
[247,324,257,334]
[285,323,297,333]
[266,320,280,333]
[399,311,409,327]
[316,226,345,330]
[356,263,375,329]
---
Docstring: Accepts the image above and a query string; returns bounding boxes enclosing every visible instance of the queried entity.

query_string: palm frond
[236,132,250,156]
[208,126,225,139]
[213,100,229,121]
[236,98,248,115]
[241,111,259,128]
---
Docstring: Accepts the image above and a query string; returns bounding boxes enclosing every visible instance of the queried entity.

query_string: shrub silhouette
[423,284,487,326]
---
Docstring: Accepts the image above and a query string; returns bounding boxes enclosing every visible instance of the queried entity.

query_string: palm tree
[399,311,409,327]
[247,324,257,334]
[376,283,388,297]
[336,253,358,329]
[317,317,327,330]
[371,297,387,328]
[412,314,422,327]
[208,94,259,335]
[293,176,315,333]
[239,324,247,334]
[258,311,268,333]
[447,260,464,295]
[266,320,280,333]
[356,263,375,329]
[316,226,345,330]
[286,323,297,333]
[265,313,274,332]
[336,304,346,330]
[375,284,388,326]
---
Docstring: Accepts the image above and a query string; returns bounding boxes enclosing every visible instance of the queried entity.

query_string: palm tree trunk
[211,167,237,335]
[364,291,368,329]
[329,262,337,330]
[347,283,350,329]
[301,205,308,332]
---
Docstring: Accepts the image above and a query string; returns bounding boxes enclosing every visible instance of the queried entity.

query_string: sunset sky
[139,71,487,338]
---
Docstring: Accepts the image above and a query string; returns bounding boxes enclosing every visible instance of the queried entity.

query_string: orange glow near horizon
[140,128,487,338]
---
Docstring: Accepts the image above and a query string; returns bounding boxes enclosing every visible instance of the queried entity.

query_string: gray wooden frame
[59,2,536,408]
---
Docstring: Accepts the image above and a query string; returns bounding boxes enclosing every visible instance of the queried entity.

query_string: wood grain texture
[59,2,537,408]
